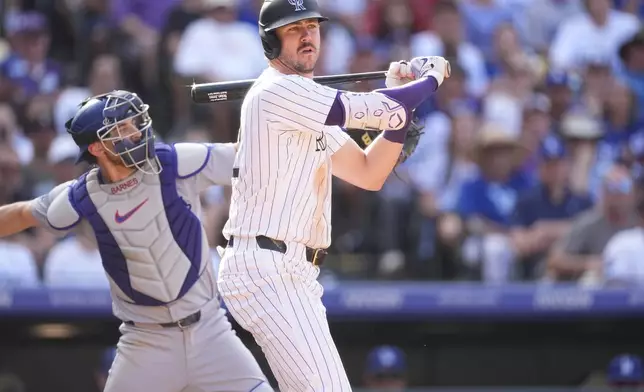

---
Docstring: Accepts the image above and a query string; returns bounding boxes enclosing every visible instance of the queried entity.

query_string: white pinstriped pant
[217,237,352,392]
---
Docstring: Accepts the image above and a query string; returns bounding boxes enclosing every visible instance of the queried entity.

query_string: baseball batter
[0,90,272,392]
[217,0,450,390]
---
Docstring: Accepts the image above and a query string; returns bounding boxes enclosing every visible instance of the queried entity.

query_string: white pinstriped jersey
[223,67,351,249]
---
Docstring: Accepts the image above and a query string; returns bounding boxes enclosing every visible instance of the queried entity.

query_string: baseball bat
[190,71,386,104]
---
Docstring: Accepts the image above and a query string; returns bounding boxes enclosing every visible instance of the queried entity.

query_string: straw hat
[472,122,525,164]
[560,111,603,140]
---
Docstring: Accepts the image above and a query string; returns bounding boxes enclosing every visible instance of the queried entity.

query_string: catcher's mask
[97,90,160,174]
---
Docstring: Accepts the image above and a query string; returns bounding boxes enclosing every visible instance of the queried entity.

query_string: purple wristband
[383,130,407,144]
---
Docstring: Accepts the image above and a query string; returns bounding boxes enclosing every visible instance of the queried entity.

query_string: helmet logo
[103,118,112,126]
[288,0,306,11]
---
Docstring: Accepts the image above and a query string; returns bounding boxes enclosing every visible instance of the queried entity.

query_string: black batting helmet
[258,0,329,60]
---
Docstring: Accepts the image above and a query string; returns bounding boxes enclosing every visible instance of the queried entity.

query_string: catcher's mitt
[346,112,425,165]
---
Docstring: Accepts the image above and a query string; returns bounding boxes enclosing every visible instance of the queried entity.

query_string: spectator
[0,11,61,105]
[173,0,265,141]
[345,37,387,85]
[43,234,107,289]
[173,0,265,83]
[483,53,541,136]
[618,28,644,123]
[47,134,82,185]
[622,129,644,169]
[0,144,29,205]
[547,165,636,281]
[601,170,644,287]
[321,0,368,28]
[54,54,123,136]
[517,94,553,179]
[318,11,358,76]
[544,70,579,132]
[363,345,408,392]
[111,0,178,92]
[410,0,489,97]
[0,145,39,286]
[457,124,533,282]
[459,0,514,64]
[0,130,58,269]
[20,101,57,197]
[236,0,264,26]
[607,354,644,387]
[511,135,594,280]
[371,0,416,65]
[410,65,471,188]
[522,0,584,55]
[559,110,605,198]
[487,22,542,80]
[74,0,113,81]
[613,0,644,15]
[157,0,205,135]
[0,103,33,165]
[549,0,640,71]
[0,238,39,288]
[364,0,440,36]
[579,54,616,117]
[409,103,478,278]
[160,0,204,59]
[595,82,637,169]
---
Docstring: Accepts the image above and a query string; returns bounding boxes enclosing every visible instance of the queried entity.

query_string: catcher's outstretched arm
[0,201,39,237]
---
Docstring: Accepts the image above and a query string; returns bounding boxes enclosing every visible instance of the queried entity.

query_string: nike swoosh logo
[114,198,149,224]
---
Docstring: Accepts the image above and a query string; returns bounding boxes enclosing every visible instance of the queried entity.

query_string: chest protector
[68,144,204,306]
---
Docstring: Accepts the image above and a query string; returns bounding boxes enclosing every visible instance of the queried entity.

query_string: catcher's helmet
[66,90,159,173]
[259,0,328,60]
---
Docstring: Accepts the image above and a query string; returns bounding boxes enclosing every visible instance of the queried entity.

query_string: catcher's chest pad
[71,167,205,304]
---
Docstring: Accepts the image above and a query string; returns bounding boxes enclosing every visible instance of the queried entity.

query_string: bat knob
[445,60,451,79]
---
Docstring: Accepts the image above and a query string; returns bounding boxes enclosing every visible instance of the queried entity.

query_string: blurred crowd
[1,0,644,287]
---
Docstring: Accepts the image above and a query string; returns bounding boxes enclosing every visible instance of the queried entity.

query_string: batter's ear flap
[260,27,281,60]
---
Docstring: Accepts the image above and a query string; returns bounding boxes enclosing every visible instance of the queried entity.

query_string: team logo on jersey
[288,0,306,11]
[114,198,149,224]
[315,133,327,152]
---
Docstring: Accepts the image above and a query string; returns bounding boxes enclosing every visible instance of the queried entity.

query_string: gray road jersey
[30,142,236,323]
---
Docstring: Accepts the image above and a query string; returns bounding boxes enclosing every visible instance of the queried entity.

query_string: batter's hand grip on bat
[190,71,386,103]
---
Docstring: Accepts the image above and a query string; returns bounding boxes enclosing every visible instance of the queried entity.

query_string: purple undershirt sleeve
[326,91,346,126]
[324,76,439,127]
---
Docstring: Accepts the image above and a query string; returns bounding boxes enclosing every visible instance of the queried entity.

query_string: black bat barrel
[190,71,386,103]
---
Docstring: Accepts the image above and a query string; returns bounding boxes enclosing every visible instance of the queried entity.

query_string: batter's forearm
[362,134,404,187]
[0,202,39,237]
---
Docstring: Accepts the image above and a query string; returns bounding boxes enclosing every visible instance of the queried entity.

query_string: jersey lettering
[315,134,327,152]
[111,177,139,194]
